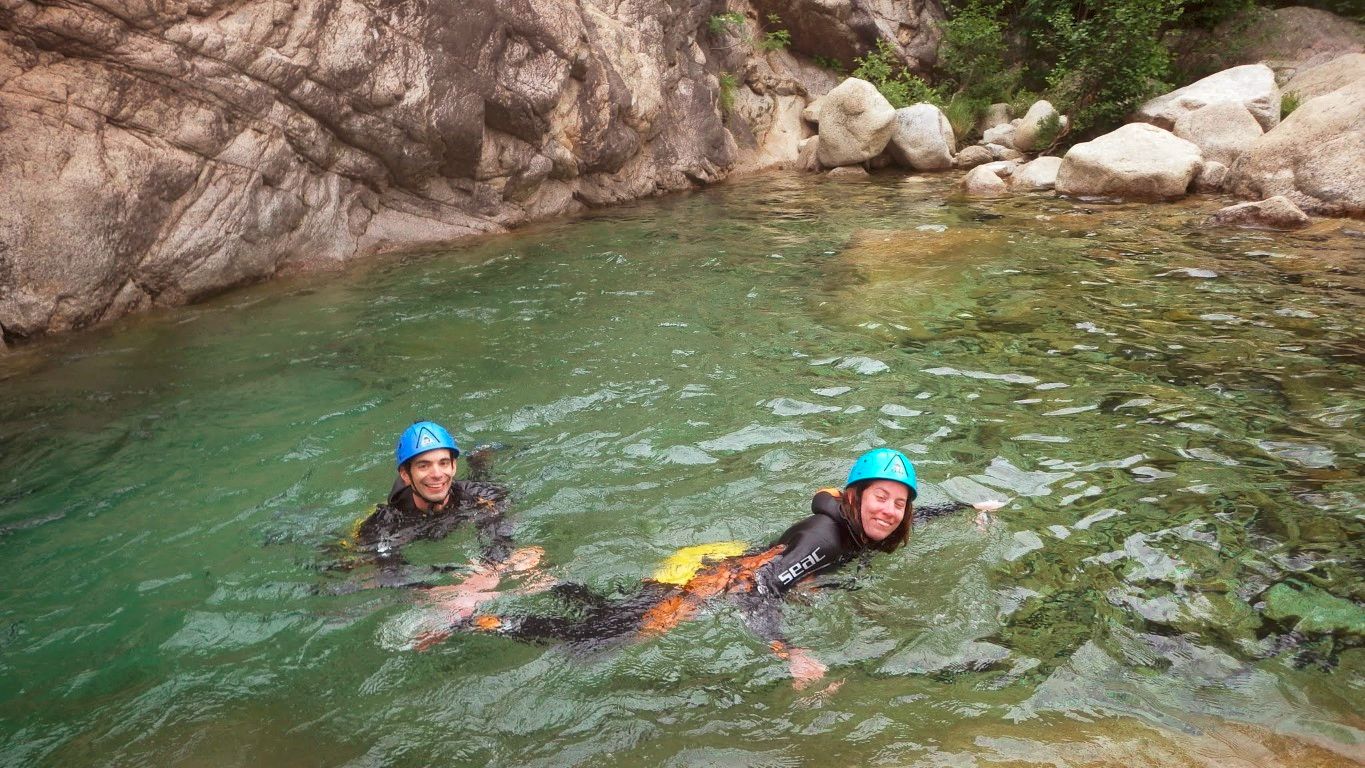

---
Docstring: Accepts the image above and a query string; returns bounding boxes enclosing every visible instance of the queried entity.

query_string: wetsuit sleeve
[913,500,969,522]
[752,514,849,596]
[459,480,515,563]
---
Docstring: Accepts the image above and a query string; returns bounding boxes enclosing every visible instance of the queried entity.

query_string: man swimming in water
[407,448,1004,687]
[348,421,514,567]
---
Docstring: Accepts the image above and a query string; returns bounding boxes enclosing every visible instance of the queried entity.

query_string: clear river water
[1,173,1362,767]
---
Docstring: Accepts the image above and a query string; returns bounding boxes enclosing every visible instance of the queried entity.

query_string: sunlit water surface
[1,173,1362,767]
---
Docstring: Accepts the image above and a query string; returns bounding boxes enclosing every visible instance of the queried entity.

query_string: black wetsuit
[488,490,969,649]
[353,478,514,566]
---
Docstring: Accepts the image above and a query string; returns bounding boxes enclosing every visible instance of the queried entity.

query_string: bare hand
[787,647,828,690]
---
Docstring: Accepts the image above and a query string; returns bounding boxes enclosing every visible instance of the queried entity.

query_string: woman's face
[859,479,910,541]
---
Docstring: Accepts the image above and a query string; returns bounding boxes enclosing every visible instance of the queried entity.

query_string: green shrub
[707,11,745,36]
[1280,91,1300,119]
[1032,112,1065,149]
[718,72,739,115]
[852,39,944,108]
[758,13,792,52]
[813,55,845,73]
[942,94,989,140]
[938,0,1018,101]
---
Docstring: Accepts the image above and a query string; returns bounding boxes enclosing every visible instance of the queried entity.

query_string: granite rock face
[1226,76,1365,217]
[750,0,946,75]
[4,0,911,341]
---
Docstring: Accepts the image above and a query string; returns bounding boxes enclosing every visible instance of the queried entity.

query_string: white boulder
[816,78,897,167]
[1136,64,1281,132]
[1055,123,1203,200]
[1011,156,1063,190]
[1172,102,1264,166]
[1013,100,1062,152]
[887,103,956,171]
[982,123,1016,148]
[1285,53,1365,102]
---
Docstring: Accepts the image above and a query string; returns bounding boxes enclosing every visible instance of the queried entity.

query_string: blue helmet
[395,421,460,468]
[846,448,917,499]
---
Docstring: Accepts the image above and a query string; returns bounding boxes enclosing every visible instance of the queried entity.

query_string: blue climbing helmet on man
[395,420,461,468]
[845,447,917,500]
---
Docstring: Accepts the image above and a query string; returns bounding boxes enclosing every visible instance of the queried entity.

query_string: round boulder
[1013,100,1062,152]
[1136,64,1281,132]
[816,78,897,168]
[887,103,956,171]
[1172,102,1264,167]
[1011,156,1063,191]
[982,123,1016,148]
[1055,123,1203,200]
[962,164,1009,196]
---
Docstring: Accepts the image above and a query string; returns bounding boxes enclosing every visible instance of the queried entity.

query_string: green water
[1,173,1362,766]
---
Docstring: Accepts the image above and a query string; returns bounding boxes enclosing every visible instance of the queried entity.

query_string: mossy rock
[1262,581,1365,637]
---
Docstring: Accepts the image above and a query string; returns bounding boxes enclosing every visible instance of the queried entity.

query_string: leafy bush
[813,55,845,73]
[718,72,740,115]
[758,14,792,52]
[1280,91,1300,119]
[707,12,745,36]
[938,0,1018,101]
[852,40,943,108]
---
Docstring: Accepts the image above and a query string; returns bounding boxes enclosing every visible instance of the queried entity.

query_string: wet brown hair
[841,480,913,553]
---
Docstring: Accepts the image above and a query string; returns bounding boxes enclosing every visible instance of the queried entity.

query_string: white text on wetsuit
[776,547,824,585]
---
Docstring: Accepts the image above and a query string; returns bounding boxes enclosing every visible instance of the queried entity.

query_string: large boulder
[1055,123,1203,200]
[1013,100,1062,152]
[1225,76,1365,217]
[887,103,955,171]
[1208,196,1310,229]
[1135,64,1281,132]
[976,103,1012,134]
[1011,156,1063,191]
[750,0,947,75]
[816,78,897,167]
[1285,53,1365,102]
[1172,102,1264,166]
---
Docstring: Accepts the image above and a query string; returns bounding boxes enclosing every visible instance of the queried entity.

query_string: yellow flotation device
[652,541,749,585]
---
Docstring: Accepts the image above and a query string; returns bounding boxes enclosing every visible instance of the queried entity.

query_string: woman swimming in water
[405,448,1003,687]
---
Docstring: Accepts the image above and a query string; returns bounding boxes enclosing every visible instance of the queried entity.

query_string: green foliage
[707,11,745,36]
[942,95,990,140]
[718,72,739,115]
[852,40,944,108]
[759,13,792,51]
[938,0,1019,101]
[1039,0,1183,134]
[1032,112,1064,149]
[1280,91,1300,119]
[813,55,845,73]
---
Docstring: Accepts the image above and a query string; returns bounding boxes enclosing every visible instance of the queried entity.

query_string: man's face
[399,449,456,508]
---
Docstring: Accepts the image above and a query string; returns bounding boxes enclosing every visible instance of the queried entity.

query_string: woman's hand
[787,646,828,690]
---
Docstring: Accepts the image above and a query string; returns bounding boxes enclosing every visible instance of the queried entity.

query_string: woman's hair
[840,481,913,552]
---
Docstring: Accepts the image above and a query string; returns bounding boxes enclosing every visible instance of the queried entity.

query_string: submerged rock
[1208,196,1311,229]
[1262,581,1365,636]
[1056,123,1203,200]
